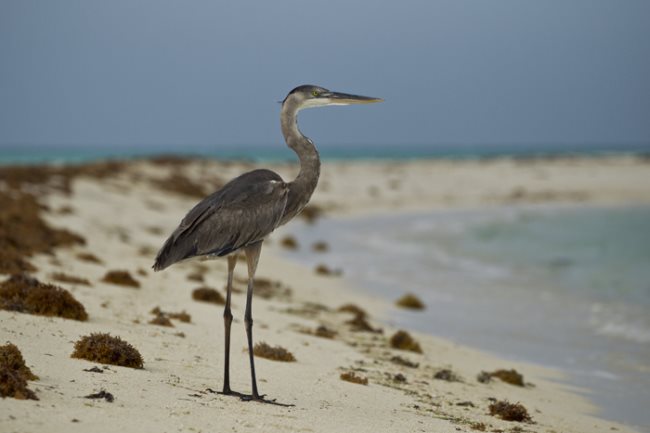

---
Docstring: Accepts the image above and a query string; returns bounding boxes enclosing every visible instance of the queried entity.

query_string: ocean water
[1,141,649,165]
[282,204,650,431]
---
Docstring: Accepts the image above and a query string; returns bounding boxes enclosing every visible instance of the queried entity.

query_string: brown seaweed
[488,400,532,422]
[345,314,382,333]
[192,287,225,304]
[338,303,368,318]
[149,314,174,327]
[389,330,422,353]
[311,241,329,252]
[71,333,144,369]
[389,355,419,368]
[0,343,38,381]
[0,190,85,274]
[395,293,425,310]
[489,369,525,387]
[314,264,341,276]
[0,343,38,400]
[433,368,461,382]
[84,390,114,402]
[340,371,368,385]
[101,270,140,288]
[0,274,88,321]
[253,342,296,362]
[150,306,191,324]
[298,204,323,224]
[50,272,91,286]
[150,173,210,198]
[280,235,299,250]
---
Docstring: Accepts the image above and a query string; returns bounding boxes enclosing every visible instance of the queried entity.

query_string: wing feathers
[153,170,288,271]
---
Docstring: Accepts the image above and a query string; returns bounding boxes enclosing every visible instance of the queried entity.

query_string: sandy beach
[2,155,649,433]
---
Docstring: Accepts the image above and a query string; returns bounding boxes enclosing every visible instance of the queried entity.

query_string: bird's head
[282,84,383,112]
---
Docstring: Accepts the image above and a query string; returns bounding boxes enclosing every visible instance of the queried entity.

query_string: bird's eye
[311,90,320,97]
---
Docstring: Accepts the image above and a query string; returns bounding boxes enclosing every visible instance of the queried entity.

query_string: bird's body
[153,85,382,402]
[153,169,289,269]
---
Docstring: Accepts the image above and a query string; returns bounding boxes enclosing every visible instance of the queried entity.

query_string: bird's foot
[241,393,294,407]
[206,387,235,396]
[209,388,294,406]
[240,393,266,402]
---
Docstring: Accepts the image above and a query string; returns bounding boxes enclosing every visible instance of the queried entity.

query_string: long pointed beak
[324,91,383,105]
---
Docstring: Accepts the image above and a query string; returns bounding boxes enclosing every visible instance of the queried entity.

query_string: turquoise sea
[1,141,649,165]
[283,205,650,431]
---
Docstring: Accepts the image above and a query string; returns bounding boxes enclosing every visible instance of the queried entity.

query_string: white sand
[2,156,649,432]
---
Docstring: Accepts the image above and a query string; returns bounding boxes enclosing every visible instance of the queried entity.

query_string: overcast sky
[1,0,649,151]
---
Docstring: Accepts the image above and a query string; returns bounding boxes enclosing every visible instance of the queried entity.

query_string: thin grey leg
[243,241,263,400]
[222,255,237,394]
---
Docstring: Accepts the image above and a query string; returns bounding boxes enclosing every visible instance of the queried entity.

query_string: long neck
[280,101,321,215]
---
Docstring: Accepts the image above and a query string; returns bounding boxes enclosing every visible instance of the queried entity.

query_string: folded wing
[153,169,288,271]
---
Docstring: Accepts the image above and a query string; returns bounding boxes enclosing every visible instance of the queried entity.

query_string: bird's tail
[152,235,176,272]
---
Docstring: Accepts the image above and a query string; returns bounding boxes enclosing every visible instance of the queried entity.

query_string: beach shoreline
[1,156,649,433]
[279,201,650,430]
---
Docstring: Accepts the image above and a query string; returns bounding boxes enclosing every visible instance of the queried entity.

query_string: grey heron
[153,85,382,402]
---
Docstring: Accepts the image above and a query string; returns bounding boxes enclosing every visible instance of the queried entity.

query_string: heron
[152,84,382,402]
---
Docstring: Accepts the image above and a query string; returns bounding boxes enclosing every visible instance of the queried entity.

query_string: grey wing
[153,169,288,271]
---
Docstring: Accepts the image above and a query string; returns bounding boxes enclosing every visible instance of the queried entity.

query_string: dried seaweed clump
[149,314,174,327]
[149,306,191,327]
[314,264,341,276]
[487,369,525,387]
[0,274,88,321]
[280,235,299,250]
[345,314,382,333]
[253,342,296,362]
[192,287,225,304]
[312,241,329,252]
[470,422,487,431]
[186,272,204,282]
[300,325,337,339]
[71,333,144,369]
[314,325,337,339]
[101,270,140,288]
[0,190,85,274]
[50,272,91,286]
[488,400,532,422]
[0,343,38,400]
[340,371,368,385]
[395,293,425,310]
[150,173,208,198]
[477,371,492,383]
[84,390,114,403]
[147,155,193,166]
[254,277,292,300]
[338,303,381,333]
[434,368,462,382]
[167,310,190,323]
[390,355,419,369]
[338,304,368,318]
[0,344,38,381]
[298,204,323,224]
[389,330,423,353]
[0,160,127,195]
[76,252,103,264]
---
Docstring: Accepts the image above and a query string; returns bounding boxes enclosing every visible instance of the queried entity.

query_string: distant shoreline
[1,142,649,166]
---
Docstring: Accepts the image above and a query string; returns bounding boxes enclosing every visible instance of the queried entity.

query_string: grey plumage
[152,84,382,402]
[153,169,288,270]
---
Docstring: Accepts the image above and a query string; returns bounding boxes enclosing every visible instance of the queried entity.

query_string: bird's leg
[243,241,263,400]
[221,254,237,395]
